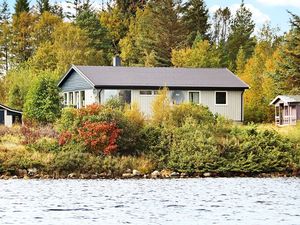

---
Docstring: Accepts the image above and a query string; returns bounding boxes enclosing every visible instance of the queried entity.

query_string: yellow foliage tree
[151,87,171,125]
[171,39,220,67]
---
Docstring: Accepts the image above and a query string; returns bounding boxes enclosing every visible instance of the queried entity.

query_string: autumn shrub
[151,87,171,125]
[77,121,120,155]
[21,124,58,145]
[56,104,145,155]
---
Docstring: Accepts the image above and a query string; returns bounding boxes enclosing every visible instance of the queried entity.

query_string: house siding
[297,105,300,120]
[200,90,243,121]
[60,70,93,92]
[131,89,243,121]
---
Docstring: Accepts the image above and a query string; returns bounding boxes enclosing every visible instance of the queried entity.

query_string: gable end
[59,69,93,92]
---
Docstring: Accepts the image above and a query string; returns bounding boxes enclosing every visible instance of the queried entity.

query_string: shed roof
[270,95,300,105]
[0,103,22,114]
[58,65,249,90]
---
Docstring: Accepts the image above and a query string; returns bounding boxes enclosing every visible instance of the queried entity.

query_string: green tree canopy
[24,72,61,123]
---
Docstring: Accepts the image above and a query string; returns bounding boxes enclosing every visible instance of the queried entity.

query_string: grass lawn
[258,123,300,143]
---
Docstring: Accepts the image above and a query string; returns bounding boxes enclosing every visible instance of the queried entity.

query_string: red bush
[58,131,72,146]
[77,121,121,155]
[77,104,102,117]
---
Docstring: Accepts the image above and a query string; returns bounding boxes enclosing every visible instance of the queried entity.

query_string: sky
[4,0,300,34]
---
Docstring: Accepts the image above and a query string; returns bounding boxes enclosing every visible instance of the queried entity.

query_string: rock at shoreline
[203,172,212,177]
[122,173,134,178]
[67,173,77,179]
[170,172,180,178]
[180,172,188,178]
[125,168,132,173]
[160,169,172,178]
[151,170,160,179]
[17,169,27,178]
[28,168,38,177]
[80,174,90,179]
[132,170,141,176]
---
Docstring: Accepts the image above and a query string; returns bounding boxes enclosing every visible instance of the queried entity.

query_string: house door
[0,110,4,125]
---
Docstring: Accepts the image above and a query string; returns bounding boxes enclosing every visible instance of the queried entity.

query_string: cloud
[257,0,300,8]
[209,3,270,25]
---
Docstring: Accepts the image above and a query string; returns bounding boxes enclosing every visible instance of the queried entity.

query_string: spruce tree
[226,1,255,71]
[37,0,51,14]
[76,6,111,64]
[181,0,210,45]
[14,0,30,16]
[278,12,300,93]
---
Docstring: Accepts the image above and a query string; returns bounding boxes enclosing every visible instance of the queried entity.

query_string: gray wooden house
[0,104,22,127]
[270,95,300,126]
[58,63,249,122]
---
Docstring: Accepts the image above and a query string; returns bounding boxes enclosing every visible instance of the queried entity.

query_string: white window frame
[188,91,201,105]
[63,93,67,106]
[215,91,228,106]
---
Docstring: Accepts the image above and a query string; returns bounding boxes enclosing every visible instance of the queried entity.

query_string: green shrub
[53,150,102,174]
[170,103,215,127]
[23,73,61,124]
[29,137,59,153]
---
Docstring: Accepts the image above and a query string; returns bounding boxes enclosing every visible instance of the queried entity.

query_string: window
[64,93,67,105]
[153,90,159,95]
[69,92,73,105]
[215,91,227,105]
[140,90,153,95]
[80,91,85,107]
[189,92,200,105]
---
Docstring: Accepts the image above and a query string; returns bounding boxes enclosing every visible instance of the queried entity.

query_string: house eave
[93,85,249,91]
[0,104,22,114]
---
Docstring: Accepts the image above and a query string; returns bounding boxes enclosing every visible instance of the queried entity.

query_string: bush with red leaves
[77,121,120,155]
[58,131,73,146]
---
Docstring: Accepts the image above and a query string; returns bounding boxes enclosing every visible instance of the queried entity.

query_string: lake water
[0,178,300,225]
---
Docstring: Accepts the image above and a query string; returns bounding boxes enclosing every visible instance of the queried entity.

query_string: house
[58,62,249,122]
[270,95,300,126]
[0,104,22,127]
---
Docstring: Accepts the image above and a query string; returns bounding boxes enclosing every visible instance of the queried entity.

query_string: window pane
[64,93,67,105]
[216,92,226,104]
[189,92,199,104]
[69,93,73,105]
[140,90,152,95]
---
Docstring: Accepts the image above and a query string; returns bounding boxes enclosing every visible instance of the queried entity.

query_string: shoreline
[1,171,299,180]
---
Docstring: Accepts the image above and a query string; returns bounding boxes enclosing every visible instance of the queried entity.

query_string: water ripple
[0,178,299,225]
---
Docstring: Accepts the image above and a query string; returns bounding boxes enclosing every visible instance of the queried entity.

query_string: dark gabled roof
[58,65,249,90]
[270,95,300,105]
[0,103,22,114]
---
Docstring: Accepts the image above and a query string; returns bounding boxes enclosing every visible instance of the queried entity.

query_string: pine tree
[226,1,255,71]
[181,0,210,45]
[135,0,185,66]
[36,0,51,14]
[277,12,300,93]
[115,0,147,17]
[14,0,30,16]
[76,6,111,64]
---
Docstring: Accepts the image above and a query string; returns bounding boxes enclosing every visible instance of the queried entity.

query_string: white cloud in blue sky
[4,0,300,33]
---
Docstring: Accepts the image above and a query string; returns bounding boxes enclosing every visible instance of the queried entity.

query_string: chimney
[113,56,121,67]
